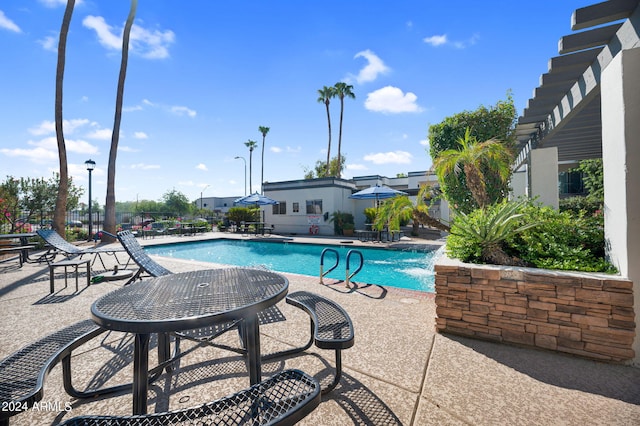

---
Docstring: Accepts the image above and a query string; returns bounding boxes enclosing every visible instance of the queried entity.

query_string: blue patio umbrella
[235,192,278,222]
[234,192,279,206]
[349,185,407,203]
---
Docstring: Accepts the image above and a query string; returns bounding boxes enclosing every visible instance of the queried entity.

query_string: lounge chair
[116,230,172,284]
[36,229,129,270]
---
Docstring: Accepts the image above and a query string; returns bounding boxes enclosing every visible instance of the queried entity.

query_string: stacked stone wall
[435,258,635,362]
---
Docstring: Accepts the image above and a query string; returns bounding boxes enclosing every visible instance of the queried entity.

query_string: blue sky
[1,0,588,204]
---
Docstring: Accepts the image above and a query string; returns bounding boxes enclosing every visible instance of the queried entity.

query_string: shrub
[447,200,615,273]
[559,196,601,216]
[506,204,615,273]
[446,200,537,266]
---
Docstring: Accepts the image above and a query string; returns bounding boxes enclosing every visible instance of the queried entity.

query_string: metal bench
[0,320,107,426]
[61,369,321,426]
[265,291,355,394]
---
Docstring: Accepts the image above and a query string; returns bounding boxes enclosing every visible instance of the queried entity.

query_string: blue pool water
[145,239,441,293]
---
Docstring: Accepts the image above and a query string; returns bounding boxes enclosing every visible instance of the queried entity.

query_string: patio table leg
[133,333,150,415]
[243,315,261,385]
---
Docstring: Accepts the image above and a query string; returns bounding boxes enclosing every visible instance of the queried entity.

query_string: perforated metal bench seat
[265,291,355,394]
[0,320,106,426]
[61,369,320,426]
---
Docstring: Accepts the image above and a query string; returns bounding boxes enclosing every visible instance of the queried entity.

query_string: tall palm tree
[333,82,355,178]
[258,126,270,194]
[52,0,76,237]
[434,128,512,209]
[244,139,258,193]
[103,0,137,242]
[317,86,334,177]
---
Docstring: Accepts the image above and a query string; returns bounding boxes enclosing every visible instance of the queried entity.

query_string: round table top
[91,268,288,333]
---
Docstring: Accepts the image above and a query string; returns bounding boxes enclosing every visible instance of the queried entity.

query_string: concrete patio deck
[1,232,638,425]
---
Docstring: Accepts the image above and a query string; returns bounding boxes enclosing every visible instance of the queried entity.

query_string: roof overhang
[514,0,640,169]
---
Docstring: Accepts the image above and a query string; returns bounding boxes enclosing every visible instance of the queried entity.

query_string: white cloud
[119,146,139,152]
[0,10,21,33]
[38,34,57,51]
[420,138,429,147]
[286,146,301,153]
[28,119,91,136]
[130,163,160,170]
[423,34,447,47]
[82,15,175,60]
[85,128,112,140]
[270,146,282,153]
[353,50,390,84]
[0,146,57,163]
[82,16,121,49]
[130,23,175,59]
[133,131,148,139]
[424,33,479,49]
[65,138,100,154]
[196,163,208,171]
[364,86,422,114]
[346,163,368,171]
[364,150,413,165]
[124,105,143,112]
[171,106,196,117]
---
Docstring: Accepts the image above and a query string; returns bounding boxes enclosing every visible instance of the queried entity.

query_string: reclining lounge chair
[36,229,129,270]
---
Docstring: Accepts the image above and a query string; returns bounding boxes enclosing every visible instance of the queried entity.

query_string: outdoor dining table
[90,267,289,415]
[0,232,37,263]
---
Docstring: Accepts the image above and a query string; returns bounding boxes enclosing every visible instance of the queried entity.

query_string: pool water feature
[145,239,442,293]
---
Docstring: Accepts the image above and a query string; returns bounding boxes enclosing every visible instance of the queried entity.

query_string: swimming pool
[145,239,442,293]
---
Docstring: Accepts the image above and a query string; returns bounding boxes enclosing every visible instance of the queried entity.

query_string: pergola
[514,0,639,167]
[512,0,639,365]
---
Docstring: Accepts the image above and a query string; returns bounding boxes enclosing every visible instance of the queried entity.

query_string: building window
[272,202,286,215]
[306,199,322,214]
[559,171,584,196]
[292,202,299,213]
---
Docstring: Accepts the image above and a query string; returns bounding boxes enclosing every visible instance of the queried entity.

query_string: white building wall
[601,47,640,365]
[264,184,355,236]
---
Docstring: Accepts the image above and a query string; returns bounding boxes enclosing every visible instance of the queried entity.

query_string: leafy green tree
[162,189,191,216]
[303,155,345,179]
[333,82,355,178]
[428,93,517,212]
[572,159,604,201]
[434,128,513,212]
[244,139,258,193]
[258,126,270,194]
[1,174,82,232]
[317,86,335,176]
[103,0,137,242]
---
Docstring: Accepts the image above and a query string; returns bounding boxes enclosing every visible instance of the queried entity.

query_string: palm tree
[433,128,512,210]
[258,126,270,193]
[333,82,355,178]
[317,86,334,176]
[244,139,258,193]
[103,0,137,242]
[374,185,450,234]
[52,0,76,237]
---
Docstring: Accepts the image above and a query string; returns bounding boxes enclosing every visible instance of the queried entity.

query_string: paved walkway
[0,231,638,425]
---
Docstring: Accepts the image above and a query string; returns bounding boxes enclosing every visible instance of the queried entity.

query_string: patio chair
[36,229,128,270]
[116,230,172,285]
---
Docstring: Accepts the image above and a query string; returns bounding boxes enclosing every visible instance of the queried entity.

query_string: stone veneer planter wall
[434,256,636,362]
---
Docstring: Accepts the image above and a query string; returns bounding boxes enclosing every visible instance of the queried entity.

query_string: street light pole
[200,184,210,210]
[234,156,247,196]
[85,159,96,241]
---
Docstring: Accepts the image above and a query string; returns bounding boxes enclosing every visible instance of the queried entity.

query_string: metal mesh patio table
[90,268,288,415]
